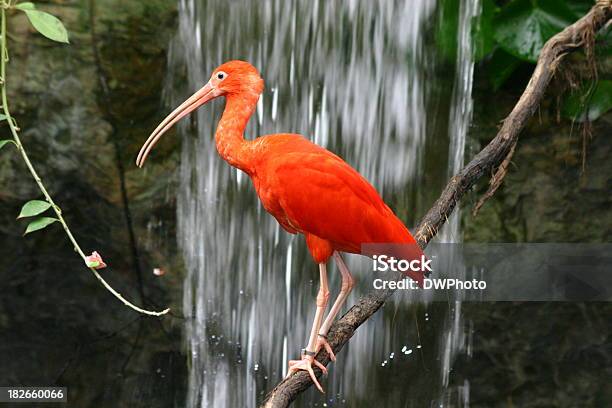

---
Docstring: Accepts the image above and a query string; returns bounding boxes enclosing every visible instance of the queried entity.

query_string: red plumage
[246,133,420,280]
[137,59,424,285]
[137,60,425,390]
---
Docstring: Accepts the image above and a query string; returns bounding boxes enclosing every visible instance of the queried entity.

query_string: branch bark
[261,2,612,407]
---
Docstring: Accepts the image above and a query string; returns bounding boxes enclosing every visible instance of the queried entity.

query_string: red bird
[137,60,424,392]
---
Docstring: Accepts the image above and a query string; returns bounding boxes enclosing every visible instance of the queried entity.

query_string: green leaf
[17,199,52,218]
[0,139,16,150]
[562,80,612,122]
[18,8,69,43]
[493,0,577,62]
[487,47,523,91]
[14,2,36,10]
[24,217,59,235]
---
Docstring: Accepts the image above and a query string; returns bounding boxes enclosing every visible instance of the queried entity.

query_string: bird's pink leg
[315,252,355,361]
[286,263,330,393]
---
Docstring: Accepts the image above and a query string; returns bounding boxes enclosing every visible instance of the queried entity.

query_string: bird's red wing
[270,149,412,253]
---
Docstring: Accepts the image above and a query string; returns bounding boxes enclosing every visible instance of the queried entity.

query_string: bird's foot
[286,350,327,393]
[315,334,336,362]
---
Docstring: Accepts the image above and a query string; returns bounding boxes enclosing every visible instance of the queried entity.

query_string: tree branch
[261,2,612,407]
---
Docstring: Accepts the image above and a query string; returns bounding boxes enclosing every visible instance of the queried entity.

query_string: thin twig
[472,138,517,216]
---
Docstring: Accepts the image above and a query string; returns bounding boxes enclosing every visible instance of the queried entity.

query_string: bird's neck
[215,92,259,173]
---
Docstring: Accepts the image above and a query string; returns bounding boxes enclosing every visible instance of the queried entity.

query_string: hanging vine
[0,0,169,316]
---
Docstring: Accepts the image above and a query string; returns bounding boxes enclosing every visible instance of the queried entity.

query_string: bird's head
[136,60,263,167]
[212,60,264,96]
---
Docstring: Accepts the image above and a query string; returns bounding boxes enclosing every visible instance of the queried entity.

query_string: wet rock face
[465,111,612,244]
[0,1,186,407]
[458,86,612,406]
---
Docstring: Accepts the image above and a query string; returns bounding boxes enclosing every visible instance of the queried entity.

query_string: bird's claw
[315,334,336,362]
[286,354,327,393]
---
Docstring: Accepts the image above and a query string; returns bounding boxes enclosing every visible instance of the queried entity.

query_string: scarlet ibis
[137,60,424,392]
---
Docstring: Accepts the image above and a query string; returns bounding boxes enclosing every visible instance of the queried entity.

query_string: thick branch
[261,2,612,407]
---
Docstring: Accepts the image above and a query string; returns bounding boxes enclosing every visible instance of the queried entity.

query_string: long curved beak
[136,82,216,167]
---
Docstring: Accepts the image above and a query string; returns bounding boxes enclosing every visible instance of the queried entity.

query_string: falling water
[438,0,480,406]
[441,0,480,244]
[167,0,478,406]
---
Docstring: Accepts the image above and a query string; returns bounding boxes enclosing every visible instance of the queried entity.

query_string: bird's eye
[217,72,225,80]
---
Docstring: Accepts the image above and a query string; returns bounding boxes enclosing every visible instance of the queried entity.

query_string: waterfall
[438,0,480,406]
[166,0,478,406]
